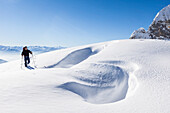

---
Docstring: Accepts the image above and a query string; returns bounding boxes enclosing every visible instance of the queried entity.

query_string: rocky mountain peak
[130,27,150,39]
[130,5,170,40]
[153,5,170,23]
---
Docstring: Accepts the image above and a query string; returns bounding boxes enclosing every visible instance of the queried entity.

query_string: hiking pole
[32,54,36,68]
[21,55,23,69]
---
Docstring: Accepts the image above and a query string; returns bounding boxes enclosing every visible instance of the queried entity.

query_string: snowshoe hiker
[21,46,32,67]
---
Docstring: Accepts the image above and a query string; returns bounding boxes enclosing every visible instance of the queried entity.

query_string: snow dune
[59,61,138,104]
[47,47,102,68]
[0,39,169,113]
[39,43,138,104]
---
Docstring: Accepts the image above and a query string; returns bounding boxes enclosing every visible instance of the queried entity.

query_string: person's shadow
[27,66,35,70]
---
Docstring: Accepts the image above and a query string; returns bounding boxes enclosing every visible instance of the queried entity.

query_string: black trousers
[24,56,30,67]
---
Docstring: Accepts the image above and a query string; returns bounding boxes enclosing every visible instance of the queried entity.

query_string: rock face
[130,27,151,39]
[149,5,170,39]
[130,5,170,39]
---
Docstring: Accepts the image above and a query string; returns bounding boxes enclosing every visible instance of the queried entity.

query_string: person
[21,46,32,67]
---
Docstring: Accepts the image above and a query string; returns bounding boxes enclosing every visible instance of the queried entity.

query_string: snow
[59,63,130,104]
[130,27,151,39]
[0,59,7,64]
[0,39,170,113]
[130,5,170,39]
[153,5,170,23]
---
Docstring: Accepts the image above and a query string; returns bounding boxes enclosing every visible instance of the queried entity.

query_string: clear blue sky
[0,0,169,47]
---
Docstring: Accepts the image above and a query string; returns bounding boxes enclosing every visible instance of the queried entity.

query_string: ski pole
[21,55,23,69]
[32,54,36,68]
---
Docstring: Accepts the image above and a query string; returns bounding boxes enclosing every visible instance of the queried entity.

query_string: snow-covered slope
[153,5,170,23]
[0,39,169,113]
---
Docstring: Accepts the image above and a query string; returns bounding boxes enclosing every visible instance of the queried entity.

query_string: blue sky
[0,0,169,47]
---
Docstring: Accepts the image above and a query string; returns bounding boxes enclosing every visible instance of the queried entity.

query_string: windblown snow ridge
[58,61,139,104]
[47,46,104,68]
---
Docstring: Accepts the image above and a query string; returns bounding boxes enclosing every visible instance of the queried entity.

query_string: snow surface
[0,59,7,64]
[153,5,170,23]
[0,39,170,113]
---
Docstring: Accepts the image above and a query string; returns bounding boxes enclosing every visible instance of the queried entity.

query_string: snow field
[0,39,169,113]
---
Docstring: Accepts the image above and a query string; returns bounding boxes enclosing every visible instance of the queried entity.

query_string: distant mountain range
[0,45,66,63]
[130,5,170,39]
[0,45,65,53]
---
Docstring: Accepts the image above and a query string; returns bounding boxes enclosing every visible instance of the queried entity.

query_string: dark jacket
[22,50,32,57]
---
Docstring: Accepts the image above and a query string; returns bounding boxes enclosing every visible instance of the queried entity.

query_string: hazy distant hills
[0,45,65,62]
[0,45,65,53]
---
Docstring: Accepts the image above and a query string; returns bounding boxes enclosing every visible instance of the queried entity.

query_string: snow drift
[47,47,101,68]
[59,61,138,104]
